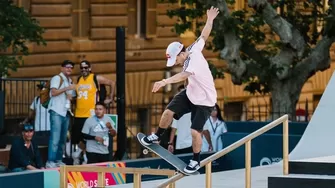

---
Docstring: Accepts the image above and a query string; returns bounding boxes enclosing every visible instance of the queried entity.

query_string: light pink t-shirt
[183,37,217,107]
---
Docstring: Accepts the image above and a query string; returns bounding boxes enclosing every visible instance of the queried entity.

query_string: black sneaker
[140,133,159,146]
[184,160,200,173]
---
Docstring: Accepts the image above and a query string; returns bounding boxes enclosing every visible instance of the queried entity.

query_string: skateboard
[137,132,200,176]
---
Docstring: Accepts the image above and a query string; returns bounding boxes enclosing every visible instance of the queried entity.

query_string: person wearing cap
[72,60,115,163]
[140,6,219,173]
[21,82,50,132]
[8,124,44,172]
[46,60,76,168]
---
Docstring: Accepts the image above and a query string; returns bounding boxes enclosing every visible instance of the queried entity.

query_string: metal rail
[157,114,289,188]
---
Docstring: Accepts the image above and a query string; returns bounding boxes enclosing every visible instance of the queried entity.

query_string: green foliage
[0,0,46,77]
[163,0,328,95]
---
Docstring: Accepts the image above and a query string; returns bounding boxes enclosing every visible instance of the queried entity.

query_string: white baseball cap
[166,42,184,67]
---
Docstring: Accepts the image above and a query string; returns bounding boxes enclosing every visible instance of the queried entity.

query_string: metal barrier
[156,114,289,188]
[1,77,310,122]
[59,164,176,188]
[0,77,47,119]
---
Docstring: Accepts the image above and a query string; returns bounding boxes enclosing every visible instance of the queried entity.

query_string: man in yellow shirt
[71,60,115,162]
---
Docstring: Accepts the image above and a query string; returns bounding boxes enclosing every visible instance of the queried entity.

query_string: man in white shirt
[168,113,193,154]
[46,60,76,168]
[22,83,50,132]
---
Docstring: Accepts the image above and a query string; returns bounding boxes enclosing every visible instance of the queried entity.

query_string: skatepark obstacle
[59,164,176,188]
[157,114,289,188]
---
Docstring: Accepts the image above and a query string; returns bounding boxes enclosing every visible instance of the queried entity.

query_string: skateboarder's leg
[156,109,174,135]
[140,109,175,145]
[141,90,191,145]
[191,129,202,159]
[184,105,213,173]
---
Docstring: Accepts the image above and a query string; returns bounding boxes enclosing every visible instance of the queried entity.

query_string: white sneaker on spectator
[45,161,57,168]
[56,161,66,167]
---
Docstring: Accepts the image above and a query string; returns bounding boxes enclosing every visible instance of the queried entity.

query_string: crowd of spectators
[2,60,227,173]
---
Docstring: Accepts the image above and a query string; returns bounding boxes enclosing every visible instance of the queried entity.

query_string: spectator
[81,102,116,164]
[168,112,193,154]
[72,60,115,163]
[21,83,50,132]
[202,104,227,152]
[46,60,76,168]
[8,124,44,172]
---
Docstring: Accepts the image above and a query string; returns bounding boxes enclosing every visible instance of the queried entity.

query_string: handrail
[157,114,289,188]
[59,163,176,188]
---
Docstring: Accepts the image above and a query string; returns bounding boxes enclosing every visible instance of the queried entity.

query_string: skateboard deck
[137,132,200,176]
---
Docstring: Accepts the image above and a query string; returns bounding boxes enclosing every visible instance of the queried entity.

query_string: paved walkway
[108,164,283,188]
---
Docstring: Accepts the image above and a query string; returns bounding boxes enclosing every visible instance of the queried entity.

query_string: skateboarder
[140,6,219,173]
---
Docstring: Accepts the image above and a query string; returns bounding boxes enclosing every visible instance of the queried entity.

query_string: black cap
[80,60,91,68]
[22,124,34,131]
[61,60,74,68]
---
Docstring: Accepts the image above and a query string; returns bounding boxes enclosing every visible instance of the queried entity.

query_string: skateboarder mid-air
[140,6,219,174]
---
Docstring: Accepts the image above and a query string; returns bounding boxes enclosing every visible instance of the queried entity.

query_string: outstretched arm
[164,72,191,85]
[200,6,219,41]
[152,72,191,93]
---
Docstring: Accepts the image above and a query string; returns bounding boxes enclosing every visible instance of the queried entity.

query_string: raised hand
[207,6,220,21]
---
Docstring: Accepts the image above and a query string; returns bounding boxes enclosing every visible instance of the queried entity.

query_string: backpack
[40,75,63,108]
[77,74,107,102]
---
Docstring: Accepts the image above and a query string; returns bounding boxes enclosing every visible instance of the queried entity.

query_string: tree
[165,0,335,119]
[0,0,46,77]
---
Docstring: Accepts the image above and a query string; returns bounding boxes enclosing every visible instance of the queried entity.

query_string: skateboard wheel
[143,149,148,154]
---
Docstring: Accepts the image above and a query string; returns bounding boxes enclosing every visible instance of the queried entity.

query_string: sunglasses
[80,66,89,70]
[23,125,34,131]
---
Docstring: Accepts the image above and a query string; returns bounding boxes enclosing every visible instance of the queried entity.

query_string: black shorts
[166,89,213,131]
[86,152,110,164]
[71,117,87,145]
